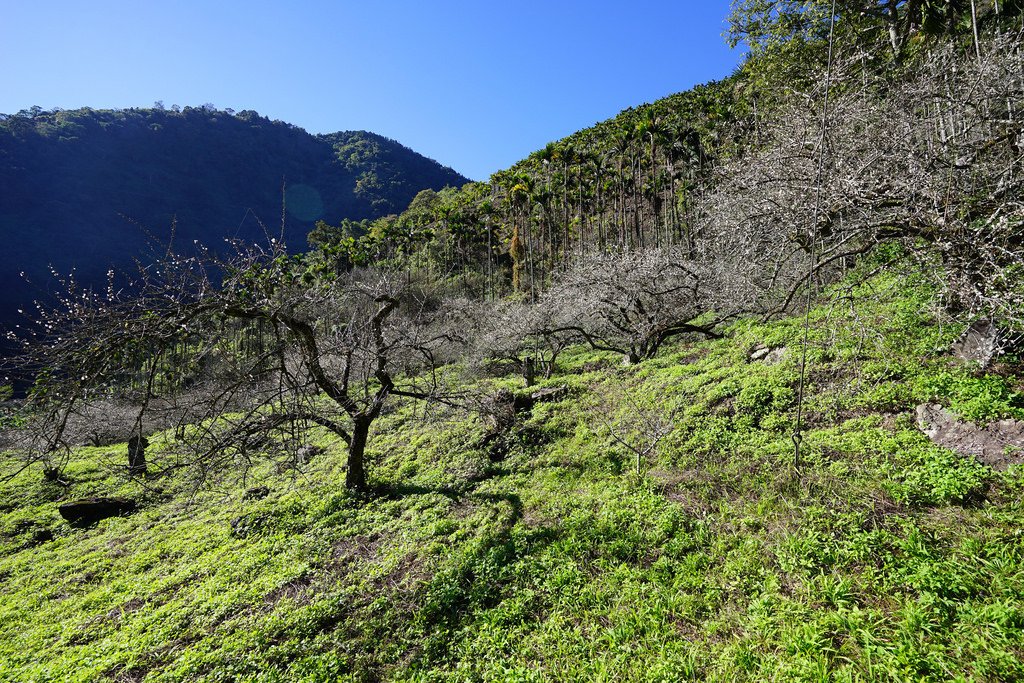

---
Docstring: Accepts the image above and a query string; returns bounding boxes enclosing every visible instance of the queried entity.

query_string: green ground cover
[2,269,1023,682]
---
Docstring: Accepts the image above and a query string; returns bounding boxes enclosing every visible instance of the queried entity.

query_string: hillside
[306,2,1021,318]
[2,2,1023,681]
[2,268,1024,681]
[0,106,469,329]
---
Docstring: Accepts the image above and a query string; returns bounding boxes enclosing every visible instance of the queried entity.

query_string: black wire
[794,0,839,478]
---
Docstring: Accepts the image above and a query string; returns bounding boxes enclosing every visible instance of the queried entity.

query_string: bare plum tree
[700,30,1024,328]
[597,381,681,477]
[470,298,579,386]
[6,244,464,492]
[540,248,749,364]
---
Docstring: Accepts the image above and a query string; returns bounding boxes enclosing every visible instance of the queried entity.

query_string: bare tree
[597,380,681,477]
[540,248,748,364]
[6,244,464,492]
[701,30,1024,329]
[469,298,579,386]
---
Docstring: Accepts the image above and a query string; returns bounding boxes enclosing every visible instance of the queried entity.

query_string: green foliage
[307,218,370,251]
[4,13,1024,672]
[0,106,468,334]
[3,268,1024,680]
[316,73,748,299]
[734,376,795,428]
[888,441,991,506]
[914,371,1024,423]
[728,0,1014,84]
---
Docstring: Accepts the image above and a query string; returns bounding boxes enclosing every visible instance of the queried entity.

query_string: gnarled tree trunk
[345,416,371,491]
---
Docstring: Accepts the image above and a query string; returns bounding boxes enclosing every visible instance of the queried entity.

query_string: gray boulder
[915,403,1024,470]
[297,445,323,465]
[951,320,999,368]
[749,346,787,364]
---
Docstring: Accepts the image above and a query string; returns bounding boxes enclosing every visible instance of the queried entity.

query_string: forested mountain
[3,2,1024,681]
[315,0,1022,330]
[0,105,468,329]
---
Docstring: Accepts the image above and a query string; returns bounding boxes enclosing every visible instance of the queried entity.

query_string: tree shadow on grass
[374,481,464,502]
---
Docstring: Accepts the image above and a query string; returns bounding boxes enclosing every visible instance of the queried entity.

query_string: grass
[2,266,1024,681]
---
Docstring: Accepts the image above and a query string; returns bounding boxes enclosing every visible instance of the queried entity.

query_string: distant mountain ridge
[0,105,470,330]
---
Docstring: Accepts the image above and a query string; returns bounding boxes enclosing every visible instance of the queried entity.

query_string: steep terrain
[2,268,1023,681]
[0,106,469,329]
[2,3,1023,681]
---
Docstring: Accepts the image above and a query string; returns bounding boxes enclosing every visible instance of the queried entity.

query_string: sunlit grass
[2,269,1023,681]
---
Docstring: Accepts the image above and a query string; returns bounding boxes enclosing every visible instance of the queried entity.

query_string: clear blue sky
[0,1,742,181]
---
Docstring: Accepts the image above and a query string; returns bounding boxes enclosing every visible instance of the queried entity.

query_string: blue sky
[1,1,742,181]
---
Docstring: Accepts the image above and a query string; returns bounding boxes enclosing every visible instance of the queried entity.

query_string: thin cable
[793,0,839,478]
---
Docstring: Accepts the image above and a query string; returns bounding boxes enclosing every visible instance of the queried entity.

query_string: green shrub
[913,370,1024,423]
[735,376,795,428]
[886,444,990,506]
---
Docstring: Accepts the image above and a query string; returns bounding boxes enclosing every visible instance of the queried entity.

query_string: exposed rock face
[530,386,570,404]
[915,403,1024,470]
[244,486,270,501]
[952,320,999,368]
[58,498,137,528]
[487,385,570,423]
[31,528,53,544]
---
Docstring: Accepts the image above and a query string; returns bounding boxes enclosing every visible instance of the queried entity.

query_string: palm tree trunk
[526,215,537,302]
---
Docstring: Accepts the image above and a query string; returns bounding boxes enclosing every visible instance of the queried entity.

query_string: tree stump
[127,434,148,477]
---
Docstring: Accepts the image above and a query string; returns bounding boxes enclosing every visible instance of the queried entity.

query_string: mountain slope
[2,268,1023,681]
[1,5,1022,679]
[0,106,469,328]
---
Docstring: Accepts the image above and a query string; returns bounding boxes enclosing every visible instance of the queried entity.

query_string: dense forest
[0,105,468,331]
[308,1,1022,325]
[2,1,1024,681]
